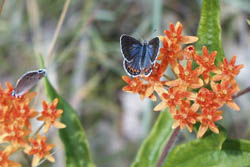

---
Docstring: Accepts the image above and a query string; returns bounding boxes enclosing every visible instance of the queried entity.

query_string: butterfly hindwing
[123,53,142,77]
[120,34,142,62]
[140,46,153,76]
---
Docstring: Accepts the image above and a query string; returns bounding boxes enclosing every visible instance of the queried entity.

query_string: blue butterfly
[120,34,160,77]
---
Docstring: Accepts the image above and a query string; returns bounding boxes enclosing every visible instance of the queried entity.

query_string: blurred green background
[0,0,250,166]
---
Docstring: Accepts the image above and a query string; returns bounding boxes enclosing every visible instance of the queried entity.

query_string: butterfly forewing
[120,35,142,62]
[148,37,160,62]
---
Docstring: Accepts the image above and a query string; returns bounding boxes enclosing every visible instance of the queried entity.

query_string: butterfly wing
[147,37,160,62]
[120,35,160,77]
[13,69,46,97]
[140,37,160,76]
[120,34,142,62]
[140,55,153,77]
[123,54,142,77]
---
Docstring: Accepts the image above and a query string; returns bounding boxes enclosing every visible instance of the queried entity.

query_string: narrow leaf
[195,0,224,65]
[39,55,96,167]
[131,110,173,167]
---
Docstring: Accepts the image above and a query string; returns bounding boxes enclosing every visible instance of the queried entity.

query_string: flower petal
[154,101,167,111]
[46,154,55,162]
[32,155,41,167]
[53,121,66,129]
[180,36,199,44]
[197,124,208,138]
[226,101,240,111]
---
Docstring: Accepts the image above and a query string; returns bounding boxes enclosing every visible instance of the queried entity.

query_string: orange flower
[122,76,143,93]
[195,46,221,84]
[24,135,55,167]
[2,123,30,147]
[211,80,240,111]
[0,82,37,147]
[121,22,243,138]
[159,38,182,71]
[37,98,66,133]
[172,100,199,132]
[0,81,65,166]
[154,87,195,113]
[0,149,21,167]
[163,22,198,44]
[213,56,244,82]
[159,22,198,72]
[197,108,223,138]
[144,62,167,82]
[3,82,13,96]
[164,22,183,43]
[178,60,204,89]
[193,88,221,109]
[183,45,196,60]
[122,75,157,101]
[165,60,204,89]
[13,102,38,129]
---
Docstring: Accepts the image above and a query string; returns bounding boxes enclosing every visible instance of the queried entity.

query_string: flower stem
[232,86,250,99]
[163,74,173,81]
[23,152,32,167]
[32,122,45,137]
[156,127,180,167]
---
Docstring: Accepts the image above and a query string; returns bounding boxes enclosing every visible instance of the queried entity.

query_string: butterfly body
[120,34,160,77]
[12,69,47,97]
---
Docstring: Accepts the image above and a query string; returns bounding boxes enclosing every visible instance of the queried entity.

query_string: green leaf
[163,126,227,167]
[39,56,96,167]
[247,19,250,26]
[195,0,224,65]
[131,110,174,167]
[163,125,250,167]
[222,138,250,152]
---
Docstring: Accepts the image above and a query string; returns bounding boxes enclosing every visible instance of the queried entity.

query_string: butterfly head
[143,41,148,46]
[37,69,47,77]
[11,90,16,97]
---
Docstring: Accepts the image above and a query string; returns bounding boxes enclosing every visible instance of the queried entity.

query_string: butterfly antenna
[151,29,158,38]
[144,29,158,41]
[134,31,144,42]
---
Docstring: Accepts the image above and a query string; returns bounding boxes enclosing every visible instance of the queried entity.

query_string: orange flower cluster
[122,22,244,138]
[0,82,65,167]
